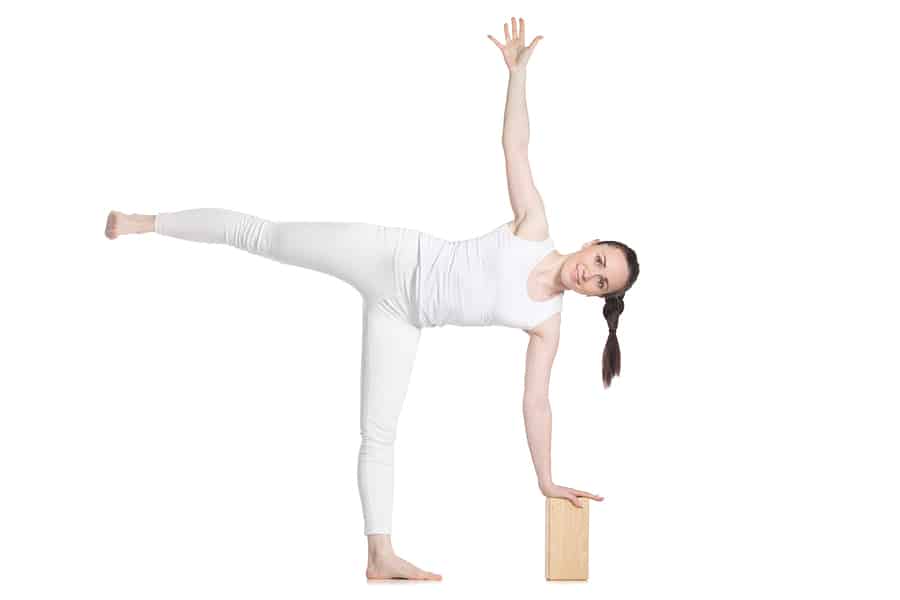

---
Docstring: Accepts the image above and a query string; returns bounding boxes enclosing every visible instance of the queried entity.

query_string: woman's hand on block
[540,482,604,508]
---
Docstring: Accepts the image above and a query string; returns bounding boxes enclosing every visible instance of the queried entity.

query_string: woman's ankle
[367,533,394,559]
[131,213,156,233]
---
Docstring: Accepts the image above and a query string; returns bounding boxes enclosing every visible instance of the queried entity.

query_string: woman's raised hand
[540,481,604,509]
[487,16,543,72]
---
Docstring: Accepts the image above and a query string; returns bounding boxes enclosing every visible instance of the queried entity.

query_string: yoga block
[545,496,589,581]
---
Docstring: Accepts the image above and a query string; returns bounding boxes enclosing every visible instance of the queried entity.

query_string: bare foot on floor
[366,553,442,581]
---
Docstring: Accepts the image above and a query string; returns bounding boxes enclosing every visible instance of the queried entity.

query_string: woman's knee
[228,215,275,256]
[360,417,399,447]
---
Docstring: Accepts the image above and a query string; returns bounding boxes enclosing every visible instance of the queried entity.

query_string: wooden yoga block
[545,496,589,581]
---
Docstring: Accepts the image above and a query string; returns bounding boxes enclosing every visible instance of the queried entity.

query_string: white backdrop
[2,0,898,597]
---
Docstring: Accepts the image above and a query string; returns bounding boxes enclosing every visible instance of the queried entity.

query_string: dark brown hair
[594,240,640,388]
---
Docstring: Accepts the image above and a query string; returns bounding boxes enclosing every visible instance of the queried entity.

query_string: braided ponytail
[601,294,625,388]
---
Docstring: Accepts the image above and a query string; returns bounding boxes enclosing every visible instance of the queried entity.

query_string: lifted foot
[105,210,155,239]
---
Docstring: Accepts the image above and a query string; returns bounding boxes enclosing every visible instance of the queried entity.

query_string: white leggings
[155,208,422,535]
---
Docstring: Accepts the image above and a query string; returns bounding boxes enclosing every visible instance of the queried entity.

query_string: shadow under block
[545,497,589,581]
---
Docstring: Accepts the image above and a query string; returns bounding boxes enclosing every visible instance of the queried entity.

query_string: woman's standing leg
[357,299,420,536]
[358,287,442,581]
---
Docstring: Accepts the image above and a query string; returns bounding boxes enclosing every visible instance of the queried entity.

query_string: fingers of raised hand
[511,17,529,47]
[494,18,538,51]
[505,17,525,46]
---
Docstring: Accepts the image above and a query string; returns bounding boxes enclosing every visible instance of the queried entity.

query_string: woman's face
[564,242,630,297]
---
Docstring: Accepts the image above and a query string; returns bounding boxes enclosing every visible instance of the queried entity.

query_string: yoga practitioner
[104,17,640,581]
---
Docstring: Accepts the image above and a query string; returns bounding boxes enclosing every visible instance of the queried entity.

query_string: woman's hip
[269,221,420,320]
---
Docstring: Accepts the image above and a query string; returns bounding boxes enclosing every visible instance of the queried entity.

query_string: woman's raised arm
[488,17,547,225]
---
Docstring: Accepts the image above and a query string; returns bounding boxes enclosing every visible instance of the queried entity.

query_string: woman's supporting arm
[523,325,606,508]
[524,400,553,490]
[522,326,560,490]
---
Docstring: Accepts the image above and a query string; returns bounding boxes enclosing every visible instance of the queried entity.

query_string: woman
[104,16,640,581]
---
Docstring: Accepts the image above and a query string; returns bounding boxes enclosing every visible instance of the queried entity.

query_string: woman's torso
[413,220,564,330]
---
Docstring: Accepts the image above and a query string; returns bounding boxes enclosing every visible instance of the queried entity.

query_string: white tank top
[414,221,564,330]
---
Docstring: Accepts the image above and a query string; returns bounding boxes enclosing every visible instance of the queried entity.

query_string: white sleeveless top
[414,221,564,330]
